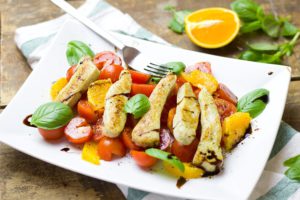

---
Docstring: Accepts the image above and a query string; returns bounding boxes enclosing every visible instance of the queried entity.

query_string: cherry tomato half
[65,117,93,144]
[99,64,124,83]
[93,51,122,70]
[92,117,105,141]
[121,127,141,150]
[98,137,126,161]
[130,150,158,168]
[185,62,212,74]
[128,70,151,84]
[214,83,238,105]
[38,126,65,140]
[66,65,77,81]
[130,84,155,97]
[214,98,237,121]
[171,138,199,162]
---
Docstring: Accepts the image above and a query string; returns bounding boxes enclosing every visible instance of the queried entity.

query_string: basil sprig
[284,154,300,181]
[164,61,186,75]
[231,0,299,37]
[66,40,95,66]
[145,148,185,172]
[164,6,191,34]
[124,94,150,119]
[31,102,73,130]
[237,88,269,118]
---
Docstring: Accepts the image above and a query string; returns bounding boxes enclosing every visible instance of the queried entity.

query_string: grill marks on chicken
[132,74,177,148]
[173,83,200,145]
[103,70,132,138]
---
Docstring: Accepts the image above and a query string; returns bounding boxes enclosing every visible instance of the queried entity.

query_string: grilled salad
[29,41,269,182]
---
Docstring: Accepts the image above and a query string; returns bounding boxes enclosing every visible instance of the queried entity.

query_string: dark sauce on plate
[23,114,36,128]
[176,176,187,188]
[60,147,70,152]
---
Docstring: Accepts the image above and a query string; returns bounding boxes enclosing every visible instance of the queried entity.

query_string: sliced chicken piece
[192,87,223,174]
[132,74,177,148]
[173,82,200,145]
[55,57,100,107]
[103,70,132,138]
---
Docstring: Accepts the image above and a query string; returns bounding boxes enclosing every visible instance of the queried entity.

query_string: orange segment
[185,8,240,48]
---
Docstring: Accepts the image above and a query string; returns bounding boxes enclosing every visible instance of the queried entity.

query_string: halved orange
[185,8,240,49]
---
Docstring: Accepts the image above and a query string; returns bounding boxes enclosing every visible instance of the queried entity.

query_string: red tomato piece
[98,137,126,161]
[176,75,187,87]
[121,127,141,150]
[93,51,122,70]
[171,138,199,162]
[214,83,238,105]
[129,70,151,84]
[64,117,93,144]
[92,117,105,141]
[99,64,124,83]
[77,100,98,123]
[185,62,212,74]
[130,84,156,97]
[159,128,174,151]
[214,98,237,121]
[130,150,158,168]
[66,65,77,81]
[38,126,65,140]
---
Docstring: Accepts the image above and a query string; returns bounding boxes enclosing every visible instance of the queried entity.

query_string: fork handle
[51,0,125,50]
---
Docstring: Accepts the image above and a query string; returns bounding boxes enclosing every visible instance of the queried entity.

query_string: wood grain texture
[0,0,300,199]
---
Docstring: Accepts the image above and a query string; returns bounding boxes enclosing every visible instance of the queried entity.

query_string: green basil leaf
[281,21,299,37]
[239,50,262,61]
[259,53,282,64]
[248,42,279,52]
[124,94,150,119]
[237,88,269,118]
[31,102,73,130]
[66,40,95,66]
[164,61,186,75]
[145,148,185,172]
[240,20,261,33]
[284,166,300,181]
[284,155,300,167]
[174,10,191,25]
[231,0,260,22]
[261,15,282,38]
[149,77,161,84]
[168,18,185,34]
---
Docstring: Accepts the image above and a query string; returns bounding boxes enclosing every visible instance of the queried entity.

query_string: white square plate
[0,20,291,200]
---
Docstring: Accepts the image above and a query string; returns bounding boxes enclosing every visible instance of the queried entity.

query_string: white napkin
[14,0,300,199]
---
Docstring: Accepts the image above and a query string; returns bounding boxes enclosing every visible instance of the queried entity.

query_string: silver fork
[51,0,170,78]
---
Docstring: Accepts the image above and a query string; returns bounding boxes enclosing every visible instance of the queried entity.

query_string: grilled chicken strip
[132,74,177,148]
[173,82,200,145]
[103,69,132,138]
[192,87,223,174]
[55,57,100,107]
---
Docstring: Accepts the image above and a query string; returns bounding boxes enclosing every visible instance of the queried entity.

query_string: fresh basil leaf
[149,77,161,84]
[66,40,94,66]
[248,42,279,52]
[164,61,186,75]
[31,102,73,130]
[281,21,299,37]
[124,94,150,119]
[237,88,269,118]
[284,166,300,181]
[145,148,185,172]
[174,10,191,25]
[261,15,281,38]
[284,155,300,167]
[231,0,260,22]
[168,18,185,34]
[240,20,261,33]
[260,53,281,64]
[239,50,262,61]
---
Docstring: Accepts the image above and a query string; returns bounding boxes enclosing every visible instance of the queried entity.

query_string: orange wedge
[185,8,240,49]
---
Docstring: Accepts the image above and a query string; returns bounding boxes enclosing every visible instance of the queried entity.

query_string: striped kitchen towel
[14,0,300,199]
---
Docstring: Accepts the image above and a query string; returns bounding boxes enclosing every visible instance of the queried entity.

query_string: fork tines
[144,62,172,77]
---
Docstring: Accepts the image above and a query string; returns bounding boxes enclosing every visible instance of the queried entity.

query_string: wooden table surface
[0,0,299,199]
